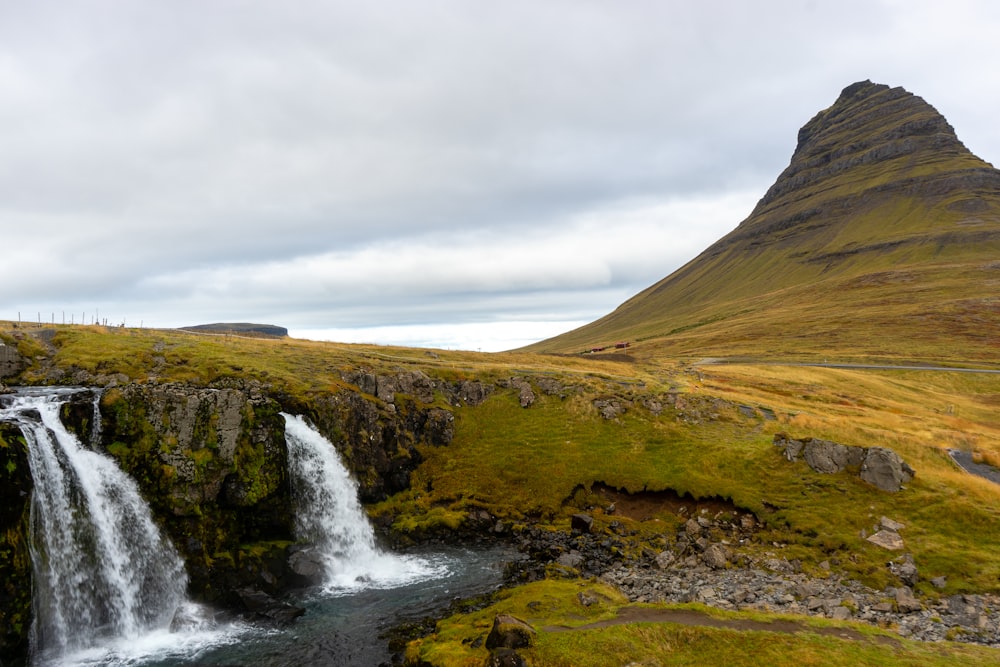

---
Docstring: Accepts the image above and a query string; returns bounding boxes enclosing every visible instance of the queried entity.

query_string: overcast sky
[3,1,999,351]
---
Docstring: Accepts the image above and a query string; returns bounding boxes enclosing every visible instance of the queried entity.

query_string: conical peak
[752,80,980,215]
[793,80,961,160]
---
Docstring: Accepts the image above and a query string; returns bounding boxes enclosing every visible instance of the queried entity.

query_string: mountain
[181,322,289,337]
[526,81,1000,364]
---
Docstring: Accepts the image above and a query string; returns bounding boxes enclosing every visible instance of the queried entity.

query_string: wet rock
[287,545,325,585]
[235,588,305,626]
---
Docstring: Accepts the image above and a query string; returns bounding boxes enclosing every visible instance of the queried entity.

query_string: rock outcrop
[0,343,25,379]
[95,382,295,602]
[775,434,915,492]
[0,423,32,665]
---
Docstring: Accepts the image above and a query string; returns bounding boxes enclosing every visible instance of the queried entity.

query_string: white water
[0,390,245,667]
[281,413,446,593]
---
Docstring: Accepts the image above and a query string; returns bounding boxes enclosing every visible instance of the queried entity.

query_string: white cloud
[2,1,999,349]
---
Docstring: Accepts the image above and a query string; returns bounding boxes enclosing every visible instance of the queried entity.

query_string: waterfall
[0,390,192,664]
[281,413,444,593]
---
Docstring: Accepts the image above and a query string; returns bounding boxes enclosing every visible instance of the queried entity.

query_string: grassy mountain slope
[525,81,1000,364]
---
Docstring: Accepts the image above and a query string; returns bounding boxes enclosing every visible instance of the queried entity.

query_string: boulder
[571,513,594,534]
[655,550,676,569]
[235,587,305,626]
[867,530,905,551]
[485,614,536,650]
[861,447,915,492]
[774,434,914,492]
[702,543,730,569]
[456,380,493,406]
[802,438,865,473]
[287,546,326,585]
[508,378,536,408]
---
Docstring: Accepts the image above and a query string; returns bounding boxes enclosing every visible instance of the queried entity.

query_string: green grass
[405,579,1000,666]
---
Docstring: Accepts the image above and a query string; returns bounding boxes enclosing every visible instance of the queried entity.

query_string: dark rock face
[0,423,33,666]
[307,387,454,504]
[747,80,1000,231]
[0,343,26,379]
[96,382,296,602]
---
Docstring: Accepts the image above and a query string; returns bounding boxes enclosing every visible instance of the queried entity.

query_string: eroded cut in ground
[588,482,755,523]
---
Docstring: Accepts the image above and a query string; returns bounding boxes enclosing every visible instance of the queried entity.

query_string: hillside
[526,81,1000,364]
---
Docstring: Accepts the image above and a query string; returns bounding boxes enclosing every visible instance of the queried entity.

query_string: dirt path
[544,606,898,645]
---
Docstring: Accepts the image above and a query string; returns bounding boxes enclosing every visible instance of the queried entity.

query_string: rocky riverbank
[505,512,1000,649]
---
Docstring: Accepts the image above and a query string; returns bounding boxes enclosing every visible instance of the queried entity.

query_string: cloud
[2,1,1000,349]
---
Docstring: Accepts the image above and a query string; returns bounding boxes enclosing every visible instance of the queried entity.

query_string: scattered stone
[830,606,852,621]
[931,576,948,590]
[880,516,906,532]
[802,438,866,474]
[593,398,627,420]
[894,587,923,613]
[486,647,528,667]
[557,551,583,568]
[702,543,730,569]
[867,530,905,551]
[655,550,676,570]
[508,378,536,408]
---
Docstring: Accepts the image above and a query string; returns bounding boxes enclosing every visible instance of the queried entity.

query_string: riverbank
[488,513,1000,650]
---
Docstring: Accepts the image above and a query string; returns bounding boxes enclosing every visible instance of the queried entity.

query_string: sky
[3,1,1000,351]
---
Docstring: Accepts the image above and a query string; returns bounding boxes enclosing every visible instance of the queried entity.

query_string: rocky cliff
[0,423,32,666]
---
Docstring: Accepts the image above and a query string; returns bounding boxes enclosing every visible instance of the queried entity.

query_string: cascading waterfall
[281,413,444,592]
[0,389,199,665]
